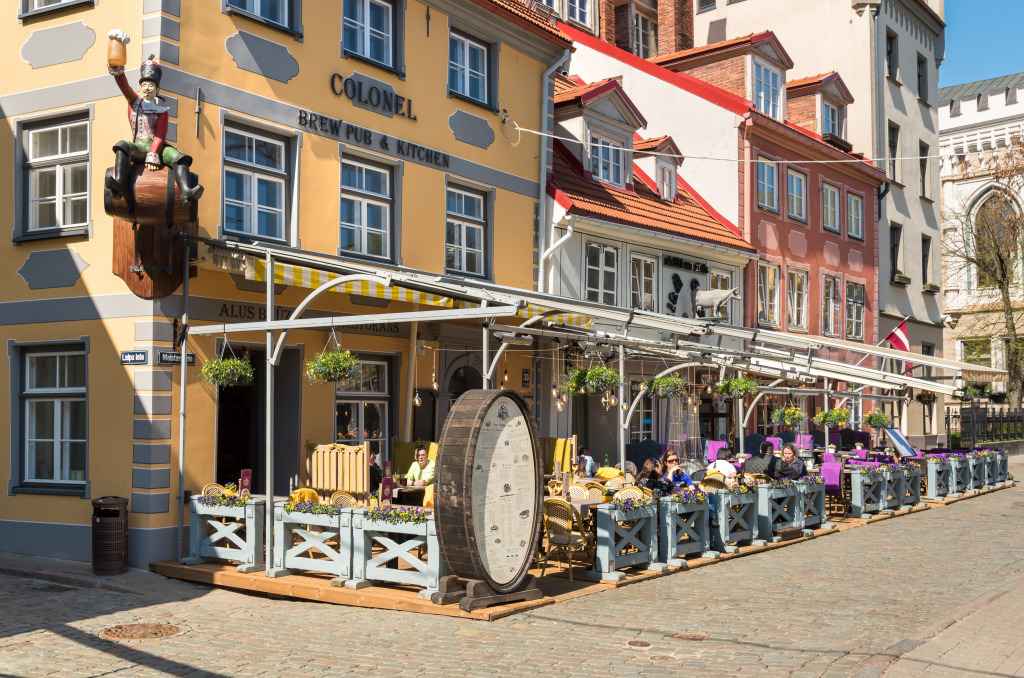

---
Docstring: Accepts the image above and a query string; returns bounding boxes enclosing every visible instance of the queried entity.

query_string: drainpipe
[537,48,571,294]
[402,321,418,444]
[539,215,576,294]
[176,237,189,561]
[741,114,755,327]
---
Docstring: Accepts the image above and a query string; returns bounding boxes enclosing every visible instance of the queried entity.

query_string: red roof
[553,76,648,128]
[548,141,754,252]
[467,0,572,47]
[787,72,837,89]
[652,31,793,70]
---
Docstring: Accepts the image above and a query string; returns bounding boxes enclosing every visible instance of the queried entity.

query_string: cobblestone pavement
[2,480,1023,677]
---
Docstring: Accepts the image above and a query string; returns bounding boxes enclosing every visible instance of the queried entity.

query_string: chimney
[658,0,694,55]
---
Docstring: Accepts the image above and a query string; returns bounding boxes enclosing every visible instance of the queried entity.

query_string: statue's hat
[139,55,162,86]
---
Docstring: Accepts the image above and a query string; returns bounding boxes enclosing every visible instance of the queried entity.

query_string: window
[757,262,779,325]
[591,136,624,186]
[921,343,934,379]
[846,282,864,339]
[449,32,488,104]
[885,31,898,80]
[921,236,931,284]
[567,0,588,24]
[343,0,394,68]
[227,0,291,28]
[890,224,902,276]
[697,0,716,11]
[823,102,841,137]
[340,158,391,259]
[977,94,989,111]
[20,0,94,16]
[887,123,899,182]
[630,254,656,311]
[634,11,658,59]
[917,54,927,98]
[585,243,617,305]
[754,61,781,118]
[445,186,486,276]
[921,341,934,433]
[822,184,840,232]
[822,275,841,336]
[972,193,1019,288]
[757,157,777,210]
[658,164,676,201]
[223,127,287,241]
[787,169,806,220]
[847,193,863,239]
[786,269,807,329]
[709,270,732,322]
[25,117,89,234]
[336,361,388,457]
[919,143,929,197]
[961,339,992,367]
[628,387,653,442]
[22,350,87,485]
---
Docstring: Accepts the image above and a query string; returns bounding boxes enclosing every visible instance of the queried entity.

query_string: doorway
[215,347,301,496]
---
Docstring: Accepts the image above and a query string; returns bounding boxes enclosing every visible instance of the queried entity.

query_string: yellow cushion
[595,467,623,480]
[288,488,320,504]
[423,484,435,509]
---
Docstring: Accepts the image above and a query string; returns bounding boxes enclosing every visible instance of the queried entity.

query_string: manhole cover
[674,632,709,641]
[628,640,652,648]
[99,624,183,641]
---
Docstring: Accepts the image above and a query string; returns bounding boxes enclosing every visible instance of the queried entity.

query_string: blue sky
[939,0,1023,88]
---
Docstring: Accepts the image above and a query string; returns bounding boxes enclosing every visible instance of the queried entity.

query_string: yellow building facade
[1,0,569,566]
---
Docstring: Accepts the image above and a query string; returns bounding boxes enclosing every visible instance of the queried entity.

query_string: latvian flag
[884,320,913,375]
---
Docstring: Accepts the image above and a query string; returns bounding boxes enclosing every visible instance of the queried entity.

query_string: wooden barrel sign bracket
[105,164,198,300]
[433,389,544,610]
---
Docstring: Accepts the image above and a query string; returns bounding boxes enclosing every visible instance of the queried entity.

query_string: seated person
[778,443,807,480]
[662,449,694,488]
[369,449,383,496]
[575,449,599,478]
[707,459,738,481]
[405,445,435,486]
[635,457,675,497]
[743,441,782,479]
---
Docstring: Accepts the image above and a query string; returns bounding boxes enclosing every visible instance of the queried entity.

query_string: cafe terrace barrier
[948,455,969,496]
[879,467,904,513]
[967,454,987,491]
[798,479,830,532]
[347,508,444,598]
[301,443,371,504]
[997,451,1010,485]
[756,482,801,541]
[269,506,353,583]
[658,496,718,566]
[923,457,951,500]
[587,502,666,581]
[901,463,924,509]
[849,468,884,518]
[710,489,763,553]
[182,496,265,573]
[984,452,1001,488]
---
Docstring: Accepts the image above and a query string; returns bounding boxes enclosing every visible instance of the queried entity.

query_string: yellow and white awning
[517,304,592,327]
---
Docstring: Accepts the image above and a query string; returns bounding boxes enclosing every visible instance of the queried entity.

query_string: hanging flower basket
[813,407,849,429]
[200,356,254,388]
[566,365,622,394]
[770,406,807,426]
[647,376,687,398]
[716,375,760,399]
[305,349,360,385]
[863,407,893,429]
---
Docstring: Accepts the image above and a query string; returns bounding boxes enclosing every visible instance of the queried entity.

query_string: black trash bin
[91,496,129,575]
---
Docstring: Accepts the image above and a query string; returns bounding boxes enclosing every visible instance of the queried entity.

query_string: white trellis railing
[182,496,265,573]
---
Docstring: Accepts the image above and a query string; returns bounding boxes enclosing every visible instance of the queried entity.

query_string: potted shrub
[200,356,254,388]
[716,374,761,399]
[305,348,360,385]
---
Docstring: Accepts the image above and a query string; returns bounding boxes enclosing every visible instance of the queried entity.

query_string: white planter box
[182,496,265,573]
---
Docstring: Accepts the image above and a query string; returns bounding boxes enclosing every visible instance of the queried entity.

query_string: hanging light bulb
[561,392,569,403]
[687,394,693,405]
[609,393,618,407]
[551,382,559,398]
[621,402,629,412]
[413,391,422,407]
[503,369,509,383]
[432,370,438,391]
[554,399,565,412]
[692,404,699,414]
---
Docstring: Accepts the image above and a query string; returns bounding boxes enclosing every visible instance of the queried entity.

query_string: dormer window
[591,136,624,186]
[567,0,588,24]
[823,101,842,137]
[657,163,676,201]
[754,60,782,118]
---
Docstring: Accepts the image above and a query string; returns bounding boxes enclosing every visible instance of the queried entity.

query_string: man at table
[405,445,434,486]
[744,441,782,479]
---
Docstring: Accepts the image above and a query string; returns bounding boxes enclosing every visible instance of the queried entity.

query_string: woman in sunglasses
[662,449,694,488]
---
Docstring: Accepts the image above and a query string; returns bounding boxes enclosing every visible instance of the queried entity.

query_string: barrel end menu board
[434,389,541,595]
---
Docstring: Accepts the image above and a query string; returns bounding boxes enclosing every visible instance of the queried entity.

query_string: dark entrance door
[215,347,301,495]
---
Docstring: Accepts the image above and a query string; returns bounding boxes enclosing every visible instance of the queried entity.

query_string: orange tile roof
[651,31,769,65]
[786,72,838,89]
[468,0,572,46]
[553,77,619,105]
[634,135,669,152]
[549,142,754,252]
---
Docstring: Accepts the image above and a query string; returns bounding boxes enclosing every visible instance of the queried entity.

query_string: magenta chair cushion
[796,434,813,450]
[765,437,782,452]
[824,452,837,463]
[821,462,842,495]
[849,460,881,468]
[855,448,869,461]
[706,440,727,462]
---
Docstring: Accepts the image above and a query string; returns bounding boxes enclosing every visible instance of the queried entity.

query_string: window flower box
[658,491,717,566]
[947,453,969,496]
[923,456,951,500]
[756,479,801,541]
[269,504,353,583]
[710,487,763,553]
[587,498,665,581]
[182,495,265,573]
[891,273,912,286]
[849,467,884,517]
[922,282,940,294]
[346,507,444,598]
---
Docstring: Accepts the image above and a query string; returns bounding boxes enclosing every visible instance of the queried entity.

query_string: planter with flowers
[587,495,665,581]
[877,463,905,513]
[647,376,688,399]
[979,449,1003,487]
[305,348,360,385]
[200,356,254,388]
[966,451,990,490]
[947,452,969,496]
[770,406,807,430]
[269,501,353,582]
[797,476,830,531]
[566,365,622,395]
[658,488,717,565]
[922,454,951,500]
[814,408,850,429]
[347,505,442,597]
[716,374,761,399]
[710,485,762,553]
[183,493,265,572]
[898,461,924,508]
[756,478,803,540]
[996,449,1010,485]
[849,465,884,518]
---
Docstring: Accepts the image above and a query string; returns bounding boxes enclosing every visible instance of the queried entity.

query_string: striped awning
[961,367,1010,383]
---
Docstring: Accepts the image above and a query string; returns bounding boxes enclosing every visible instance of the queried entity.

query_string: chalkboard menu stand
[430,574,543,610]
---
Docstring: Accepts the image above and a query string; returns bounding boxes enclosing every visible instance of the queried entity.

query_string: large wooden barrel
[435,389,542,594]
[104,164,198,227]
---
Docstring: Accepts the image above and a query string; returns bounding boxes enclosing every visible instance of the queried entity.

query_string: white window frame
[757,262,780,326]
[633,10,657,59]
[340,157,391,259]
[222,127,288,241]
[847,193,864,239]
[697,0,716,11]
[444,186,486,277]
[448,32,489,104]
[26,118,90,233]
[629,387,654,442]
[567,0,588,24]
[786,268,807,329]
[585,242,618,306]
[786,169,806,220]
[343,0,394,68]
[822,183,840,233]
[657,163,676,201]
[822,101,841,137]
[591,135,624,187]
[757,157,777,210]
[709,269,733,322]
[822,274,841,337]
[227,0,290,27]
[753,60,782,119]
[846,281,864,340]
[630,253,657,311]
[23,351,87,485]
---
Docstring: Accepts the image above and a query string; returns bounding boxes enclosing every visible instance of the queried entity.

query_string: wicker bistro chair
[546,479,564,496]
[698,475,728,492]
[613,486,644,502]
[329,490,358,508]
[201,483,226,497]
[624,472,635,485]
[585,482,606,501]
[640,487,655,500]
[566,484,587,501]
[539,498,595,581]
[604,476,625,490]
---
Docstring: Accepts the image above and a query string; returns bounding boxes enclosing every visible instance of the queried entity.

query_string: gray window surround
[443,175,494,280]
[338,147,402,264]
[446,24,501,115]
[340,0,407,79]
[8,336,91,498]
[18,0,94,22]
[222,0,304,41]
[12,106,94,244]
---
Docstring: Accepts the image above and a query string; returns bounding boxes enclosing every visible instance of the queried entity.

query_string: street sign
[158,351,196,366]
[120,350,148,365]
